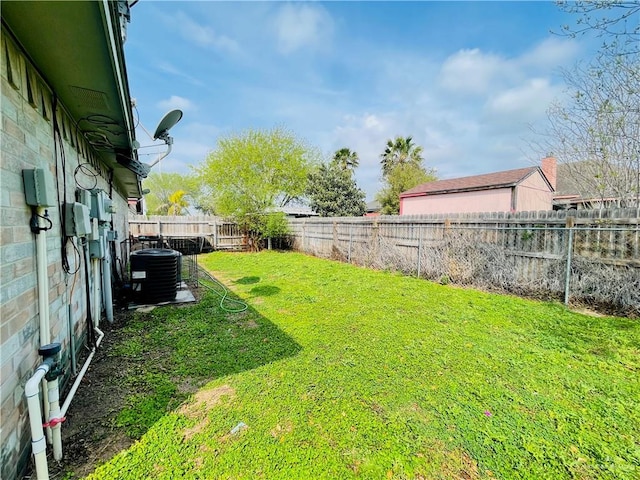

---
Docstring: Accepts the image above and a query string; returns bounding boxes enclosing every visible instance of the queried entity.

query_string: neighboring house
[1,2,144,479]
[553,161,638,210]
[277,206,320,218]
[400,157,556,215]
[364,200,381,217]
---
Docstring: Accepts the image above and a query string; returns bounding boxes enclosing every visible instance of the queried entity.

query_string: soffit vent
[69,86,109,110]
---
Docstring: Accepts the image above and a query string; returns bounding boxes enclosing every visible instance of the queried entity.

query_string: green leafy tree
[142,172,193,215]
[376,163,436,215]
[306,159,366,217]
[376,136,436,214]
[196,127,320,249]
[259,212,290,250]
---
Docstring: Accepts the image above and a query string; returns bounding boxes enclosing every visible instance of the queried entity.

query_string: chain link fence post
[417,225,423,278]
[564,216,575,306]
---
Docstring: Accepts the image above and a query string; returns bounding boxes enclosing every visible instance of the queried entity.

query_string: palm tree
[166,189,189,215]
[380,136,424,177]
[332,147,359,171]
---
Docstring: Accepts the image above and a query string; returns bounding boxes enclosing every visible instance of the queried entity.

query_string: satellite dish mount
[140,109,183,173]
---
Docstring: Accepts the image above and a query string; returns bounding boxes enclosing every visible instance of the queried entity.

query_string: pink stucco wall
[400,171,553,215]
[401,187,513,215]
[514,171,553,211]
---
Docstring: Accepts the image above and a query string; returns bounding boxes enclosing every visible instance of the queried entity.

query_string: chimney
[541,156,557,191]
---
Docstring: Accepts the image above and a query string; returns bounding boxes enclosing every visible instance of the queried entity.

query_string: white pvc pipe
[102,237,114,323]
[25,361,52,480]
[60,327,104,418]
[34,208,52,443]
[47,377,62,461]
[92,258,101,328]
[68,304,77,375]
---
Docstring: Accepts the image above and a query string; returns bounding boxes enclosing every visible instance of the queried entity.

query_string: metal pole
[348,224,352,263]
[417,226,422,278]
[564,227,574,306]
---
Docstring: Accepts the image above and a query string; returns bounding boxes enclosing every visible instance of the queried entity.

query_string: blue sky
[125,1,598,200]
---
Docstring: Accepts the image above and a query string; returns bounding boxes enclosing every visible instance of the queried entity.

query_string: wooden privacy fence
[288,208,640,315]
[128,215,246,251]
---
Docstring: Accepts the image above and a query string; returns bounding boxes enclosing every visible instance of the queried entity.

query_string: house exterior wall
[514,171,553,211]
[1,30,131,480]
[400,187,513,215]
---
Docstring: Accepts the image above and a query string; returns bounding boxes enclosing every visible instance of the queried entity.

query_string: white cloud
[156,62,205,87]
[272,4,333,54]
[172,11,241,54]
[438,49,506,94]
[519,37,580,69]
[157,95,195,113]
[486,78,559,119]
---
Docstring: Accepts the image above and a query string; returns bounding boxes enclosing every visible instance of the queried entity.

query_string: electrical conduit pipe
[102,237,114,323]
[92,257,101,328]
[35,208,52,442]
[25,361,52,480]
[25,343,61,480]
[55,326,104,461]
[47,375,63,461]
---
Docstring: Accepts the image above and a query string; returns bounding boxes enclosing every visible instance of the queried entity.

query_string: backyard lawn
[89,251,639,479]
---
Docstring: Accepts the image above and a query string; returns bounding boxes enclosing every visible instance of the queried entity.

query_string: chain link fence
[289,211,640,316]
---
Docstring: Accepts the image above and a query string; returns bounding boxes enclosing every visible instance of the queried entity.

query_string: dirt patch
[240,319,259,329]
[179,385,235,441]
[179,384,235,418]
[45,283,208,478]
[48,309,136,479]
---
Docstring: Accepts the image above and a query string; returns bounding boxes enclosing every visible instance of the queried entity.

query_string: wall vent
[69,86,109,110]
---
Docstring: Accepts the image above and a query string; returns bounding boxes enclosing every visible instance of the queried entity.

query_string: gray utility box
[23,168,56,207]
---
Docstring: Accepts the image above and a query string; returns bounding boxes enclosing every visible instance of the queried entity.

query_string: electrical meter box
[89,226,107,258]
[77,189,92,209]
[64,202,91,237]
[90,189,112,222]
[23,169,56,207]
[89,238,105,259]
[104,197,116,215]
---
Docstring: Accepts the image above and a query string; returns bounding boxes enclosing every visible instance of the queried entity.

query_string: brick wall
[1,30,132,480]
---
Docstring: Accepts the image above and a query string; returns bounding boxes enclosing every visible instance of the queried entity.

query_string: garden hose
[197,267,248,313]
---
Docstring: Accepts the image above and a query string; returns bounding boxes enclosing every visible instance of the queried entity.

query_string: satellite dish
[153,109,183,140]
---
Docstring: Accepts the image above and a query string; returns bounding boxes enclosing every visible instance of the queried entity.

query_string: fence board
[289,209,640,314]
[128,215,246,251]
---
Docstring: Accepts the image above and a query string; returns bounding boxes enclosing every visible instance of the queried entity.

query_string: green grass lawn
[90,251,639,479]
